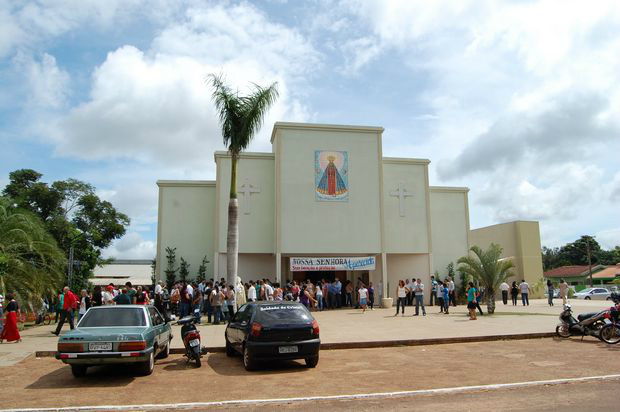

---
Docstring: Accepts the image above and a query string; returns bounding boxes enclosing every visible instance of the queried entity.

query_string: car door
[148,307,164,350]
[594,289,609,300]
[228,304,247,349]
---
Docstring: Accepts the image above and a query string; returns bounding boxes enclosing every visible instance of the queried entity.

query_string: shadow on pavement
[161,357,202,371]
[26,364,135,389]
[206,352,310,376]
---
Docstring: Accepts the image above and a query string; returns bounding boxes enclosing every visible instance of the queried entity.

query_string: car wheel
[226,339,236,357]
[243,345,256,371]
[70,365,88,378]
[137,351,155,376]
[585,296,591,300]
[157,341,170,359]
[305,354,319,368]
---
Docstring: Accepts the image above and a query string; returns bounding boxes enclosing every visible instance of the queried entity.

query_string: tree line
[542,235,620,271]
[0,169,129,307]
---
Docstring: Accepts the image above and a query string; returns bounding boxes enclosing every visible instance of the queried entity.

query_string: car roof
[247,301,305,306]
[89,305,148,309]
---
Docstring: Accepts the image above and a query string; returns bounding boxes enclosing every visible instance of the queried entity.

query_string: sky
[1,0,619,259]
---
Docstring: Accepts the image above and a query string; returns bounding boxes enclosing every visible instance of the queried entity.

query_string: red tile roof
[592,265,620,279]
[544,265,589,278]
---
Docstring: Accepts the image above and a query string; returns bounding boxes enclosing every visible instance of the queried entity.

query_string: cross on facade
[389,182,413,217]
[238,178,260,215]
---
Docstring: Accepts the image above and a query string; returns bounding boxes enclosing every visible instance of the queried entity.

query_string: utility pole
[586,238,593,287]
[67,245,74,288]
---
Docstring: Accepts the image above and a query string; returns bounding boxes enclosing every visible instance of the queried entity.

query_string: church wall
[275,123,383,254]
[430,187,470,279]
[386,254,431,299]
[470,221,544,296]
[382,159,431,253]
[215,152,275,254]
[217,253,277,284]
[156,181,216,281]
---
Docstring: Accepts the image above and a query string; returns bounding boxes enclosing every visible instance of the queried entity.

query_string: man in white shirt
[448,278,456,307]
[413,278,426,316]
[247,281,257,302]
[559,279,569,305]
[406,279,415,306]
[265,282,274,301]
[500,281,510,305]
[519,280,530,306]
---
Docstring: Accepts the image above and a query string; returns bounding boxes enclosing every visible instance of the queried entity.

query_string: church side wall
[386,254,430,299]
[383,160,430,253]
[157,182,216,282]
[429,188,470,278]
[215,153,275,254]
[217,253,277,284]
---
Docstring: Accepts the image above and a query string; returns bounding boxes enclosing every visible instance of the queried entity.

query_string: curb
[35,332,555,358]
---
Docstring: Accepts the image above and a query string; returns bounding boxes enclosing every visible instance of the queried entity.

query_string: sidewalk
[0,298,610,366]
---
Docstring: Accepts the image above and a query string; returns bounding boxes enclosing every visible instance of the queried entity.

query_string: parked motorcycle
[598,293,620,344]
[555,303,608,340]
[177,316,203,367]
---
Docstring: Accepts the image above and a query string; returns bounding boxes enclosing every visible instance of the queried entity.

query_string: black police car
[225,301,320,371]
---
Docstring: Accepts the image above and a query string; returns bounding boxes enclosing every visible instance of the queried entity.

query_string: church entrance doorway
[292,270,346,284]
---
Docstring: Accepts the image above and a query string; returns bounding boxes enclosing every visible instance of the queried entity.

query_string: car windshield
[79,308,147,327]
[256,304,312,323]
[580,288,594,293]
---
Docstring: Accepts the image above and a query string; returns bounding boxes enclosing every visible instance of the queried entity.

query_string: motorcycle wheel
[195,357,202,368]
[599,324,620,344]
[192,346,202,368]
[555,324,571,338]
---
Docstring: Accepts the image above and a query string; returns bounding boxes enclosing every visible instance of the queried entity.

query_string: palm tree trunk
[486,287,496,314]
[226,153,239,287]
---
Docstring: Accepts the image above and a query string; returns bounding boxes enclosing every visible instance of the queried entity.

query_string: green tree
[164,247,177,289]
[179,257,190,283]
[0,198,66,308]
[2,169,129,290]
[208,74,279,286]
[197,256,209,283]
[558,235,600,266]
[457,244,515,314]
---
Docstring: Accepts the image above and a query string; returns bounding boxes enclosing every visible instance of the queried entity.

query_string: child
[443,281,450,314]
[437,282,445,313]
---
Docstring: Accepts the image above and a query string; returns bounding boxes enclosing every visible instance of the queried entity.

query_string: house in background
[92,259,154,287]
[543,264,620,287]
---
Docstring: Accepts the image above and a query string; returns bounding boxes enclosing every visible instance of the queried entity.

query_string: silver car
[573,287,612,301]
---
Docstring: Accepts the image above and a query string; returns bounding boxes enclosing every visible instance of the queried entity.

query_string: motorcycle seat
[577,312,598,321]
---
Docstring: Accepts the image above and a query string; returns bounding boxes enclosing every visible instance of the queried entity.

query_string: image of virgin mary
[317,155,347,196]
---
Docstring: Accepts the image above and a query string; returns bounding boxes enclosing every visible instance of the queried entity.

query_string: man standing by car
[430,275,437,306]
[519,280,531,306]
[500,281,510,305]
[414,278,426,316]
[52,286,78,335]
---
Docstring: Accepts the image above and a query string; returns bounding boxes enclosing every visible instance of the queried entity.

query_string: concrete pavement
[0,298,612,366]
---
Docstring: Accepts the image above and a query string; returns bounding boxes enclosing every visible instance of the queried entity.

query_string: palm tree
[0,198,65,310]
[208,74,279,286]
[457,243,514,314]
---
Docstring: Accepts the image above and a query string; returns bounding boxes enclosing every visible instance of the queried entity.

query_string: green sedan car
[56,305,172,377]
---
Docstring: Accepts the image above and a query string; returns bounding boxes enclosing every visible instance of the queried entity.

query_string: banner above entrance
[290,256,376,272]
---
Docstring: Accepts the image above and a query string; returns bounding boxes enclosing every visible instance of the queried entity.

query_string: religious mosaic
[315,150,348,201]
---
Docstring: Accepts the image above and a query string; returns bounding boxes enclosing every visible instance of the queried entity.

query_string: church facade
[156,122,542,298]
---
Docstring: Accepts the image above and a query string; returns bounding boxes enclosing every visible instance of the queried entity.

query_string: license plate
[278,345,298,354]
[89,342,112,352]
[189,339,200,347]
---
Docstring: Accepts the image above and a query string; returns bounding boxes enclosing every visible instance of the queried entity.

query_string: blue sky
[1,0,619,259]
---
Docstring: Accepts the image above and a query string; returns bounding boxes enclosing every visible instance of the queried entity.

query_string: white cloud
[15,52,70,109]
[595,228,620,250]
[47,3,318,169]
[102,231,155,260]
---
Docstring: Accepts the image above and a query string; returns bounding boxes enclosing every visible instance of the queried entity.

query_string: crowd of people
[0,275,572,342]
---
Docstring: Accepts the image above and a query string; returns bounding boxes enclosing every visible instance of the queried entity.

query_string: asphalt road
[1,338,619,410]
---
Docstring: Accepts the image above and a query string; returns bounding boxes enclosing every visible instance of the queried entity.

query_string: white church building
[156,122,543,298]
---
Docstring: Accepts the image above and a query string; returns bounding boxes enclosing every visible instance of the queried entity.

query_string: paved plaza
[0,298,612,367]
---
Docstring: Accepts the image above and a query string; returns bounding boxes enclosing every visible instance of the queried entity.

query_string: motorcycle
[598,293,620,344]
[177,316,203,367]
[555,303,608,340]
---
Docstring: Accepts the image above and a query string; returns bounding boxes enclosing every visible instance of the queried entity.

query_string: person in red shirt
[52,287,77,336]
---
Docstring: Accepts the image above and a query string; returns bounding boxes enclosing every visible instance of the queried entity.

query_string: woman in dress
[0,294,21,343]
[547,280,555,307]
[358,283,368,313]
